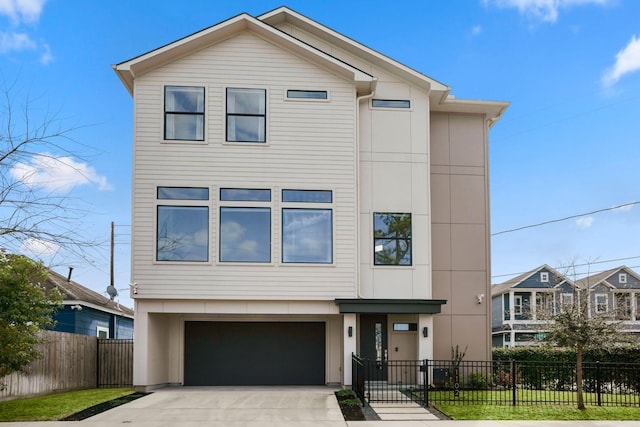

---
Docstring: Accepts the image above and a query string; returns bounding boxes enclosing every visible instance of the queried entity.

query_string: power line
[492,201,640,236]
[492,255,640,279]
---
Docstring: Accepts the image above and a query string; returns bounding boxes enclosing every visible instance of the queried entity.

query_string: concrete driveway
[4,387,640,427]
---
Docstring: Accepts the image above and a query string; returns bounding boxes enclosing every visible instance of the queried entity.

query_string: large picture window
[373,213,412,266]
[164,86,205,141]
[282,189,332,264]
[219,189,271,263]
[156,187,209,262]
[226,88,266,142]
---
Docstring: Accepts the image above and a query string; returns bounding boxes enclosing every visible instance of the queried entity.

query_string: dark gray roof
[43,268,133,317]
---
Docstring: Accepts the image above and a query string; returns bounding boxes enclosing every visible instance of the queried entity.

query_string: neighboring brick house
[113,7,508,389]
[492,265,640,347]
[45,268,134,339]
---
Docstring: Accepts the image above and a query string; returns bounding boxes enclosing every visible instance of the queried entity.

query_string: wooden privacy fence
[0,331,133,401]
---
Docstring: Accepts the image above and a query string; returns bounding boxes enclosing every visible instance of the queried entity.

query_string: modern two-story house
[114,7,508,390]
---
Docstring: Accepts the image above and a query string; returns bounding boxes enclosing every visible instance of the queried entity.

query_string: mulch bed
[334,390,366,421]
[60,392,149,421]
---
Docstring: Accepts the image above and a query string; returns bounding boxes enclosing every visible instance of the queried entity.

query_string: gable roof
[575,266,640,290]
[491,264,574,296]
[259,7,509,125]
[113,11,376,96]
[44,268,133,318]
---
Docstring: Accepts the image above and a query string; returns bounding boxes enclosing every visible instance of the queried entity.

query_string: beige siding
[132,32,357,300]
[430,112,492,360]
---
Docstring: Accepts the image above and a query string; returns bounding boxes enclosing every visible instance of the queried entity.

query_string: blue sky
[1,0,639,308]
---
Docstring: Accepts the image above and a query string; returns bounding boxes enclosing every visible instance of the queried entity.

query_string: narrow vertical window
[164,86,205,141]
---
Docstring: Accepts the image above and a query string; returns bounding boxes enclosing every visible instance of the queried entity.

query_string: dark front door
[184,321,325,386]
[359,314,388,381]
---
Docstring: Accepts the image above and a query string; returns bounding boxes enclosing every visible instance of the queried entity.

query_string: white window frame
[540,272,549,283]
[595,294,608,314]
[620,273,628,284]
[513,295,523,315]
[96,326,109,339]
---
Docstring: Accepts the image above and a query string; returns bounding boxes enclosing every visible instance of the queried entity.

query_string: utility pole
[110,221,115,287]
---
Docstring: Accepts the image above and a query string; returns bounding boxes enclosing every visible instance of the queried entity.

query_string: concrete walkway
[2,387,640,426]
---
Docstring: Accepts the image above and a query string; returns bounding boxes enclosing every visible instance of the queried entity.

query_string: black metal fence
[97,338,133,388]
[352,354,640,407]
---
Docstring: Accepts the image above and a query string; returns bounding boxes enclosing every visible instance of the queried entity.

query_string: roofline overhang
[334,298,447,314]
[113,12,375,96]
[259,7,449,95]
[432,97,510,128]
[62,300,134,319]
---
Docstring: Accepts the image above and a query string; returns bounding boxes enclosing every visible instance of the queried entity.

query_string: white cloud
[0,0,47,24]
[10,154,112,192]
[484,0,612,23]
[20,237,59,256]
[39,42,52,64]
[612,204,634,212]
[471,25,483,36]
[602,35,640,87]
[0,31,35,53]
[576,216,595,228]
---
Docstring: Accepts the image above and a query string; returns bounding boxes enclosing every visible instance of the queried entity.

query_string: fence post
[511,359,517,406]
[96,338,100,388]
[596,361,602,407]
[423,359,429,407]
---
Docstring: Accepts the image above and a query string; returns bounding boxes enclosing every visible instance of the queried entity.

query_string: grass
[433,403,640,420]
[0,388,134,421]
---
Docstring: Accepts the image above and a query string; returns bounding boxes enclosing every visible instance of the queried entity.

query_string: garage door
[184,321,325,386]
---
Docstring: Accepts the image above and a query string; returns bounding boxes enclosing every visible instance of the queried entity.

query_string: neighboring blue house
[491,265,577,347]
[44,268,134,339]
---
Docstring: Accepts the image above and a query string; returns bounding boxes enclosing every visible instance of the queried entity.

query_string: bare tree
[0,82,99,259]
[537,266,627,410]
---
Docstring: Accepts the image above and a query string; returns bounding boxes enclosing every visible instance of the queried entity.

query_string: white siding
[132,32,358,300]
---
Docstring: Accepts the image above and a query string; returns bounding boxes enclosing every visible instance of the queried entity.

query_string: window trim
[155,186,211,264]
[619,273,628,284]
[540,272,549,283]
[218,188,273,264]
[163,85,205,142]
[595,294,608,314]
[96,326,110,339]
[371,99,411,109]
[513,295,523,315]
[281,189,334,265]
[225,87,267,143]
[286,89,329,101]
[373,212,412,267]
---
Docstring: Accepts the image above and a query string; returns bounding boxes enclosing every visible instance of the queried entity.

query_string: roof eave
[432,97,510,127]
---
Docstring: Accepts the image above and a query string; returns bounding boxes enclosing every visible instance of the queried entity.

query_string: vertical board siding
[132,32,358,299]
[0,331,134,401]
[0,331,96,401]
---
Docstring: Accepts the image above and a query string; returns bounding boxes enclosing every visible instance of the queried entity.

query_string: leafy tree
[373,213,411,265]
[0,253,63,383]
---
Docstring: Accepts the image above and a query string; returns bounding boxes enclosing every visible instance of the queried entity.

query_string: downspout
[355,79,377,299]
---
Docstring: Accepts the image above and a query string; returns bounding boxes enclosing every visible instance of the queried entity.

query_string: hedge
[493,345,640,364]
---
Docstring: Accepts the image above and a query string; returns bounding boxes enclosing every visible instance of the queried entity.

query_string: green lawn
[0,388,134,421]
[433,403,640,420]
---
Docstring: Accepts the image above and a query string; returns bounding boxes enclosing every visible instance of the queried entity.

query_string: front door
[360,314,388,381]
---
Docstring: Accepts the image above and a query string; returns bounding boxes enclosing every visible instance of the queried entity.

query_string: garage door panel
[184,321,325,386]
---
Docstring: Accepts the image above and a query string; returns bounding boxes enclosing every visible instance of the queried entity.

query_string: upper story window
[226,88,266,142]
[619,273,628,284]
[164,86,205,141]
[373,213,412,266]
[156,187,209,262]
[219,188,271,263]
[282,190,333,264]
[372,99,410,109]
[287,90,328,100]
[540,272,549,283]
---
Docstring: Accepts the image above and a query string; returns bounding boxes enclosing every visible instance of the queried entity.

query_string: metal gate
[97,338,133,388]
